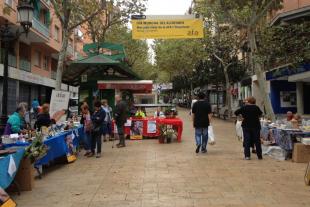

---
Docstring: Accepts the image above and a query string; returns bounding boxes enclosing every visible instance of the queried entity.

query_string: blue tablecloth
[0,148,25,189]
[36,127,83,166]
[4,126,83,167]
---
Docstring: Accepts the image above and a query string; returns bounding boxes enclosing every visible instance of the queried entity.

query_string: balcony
[19,59,31,72]
[51,70,57,80]
[32,17,50,39]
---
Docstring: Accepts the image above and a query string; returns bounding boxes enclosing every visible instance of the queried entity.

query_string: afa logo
[187,29,199,36]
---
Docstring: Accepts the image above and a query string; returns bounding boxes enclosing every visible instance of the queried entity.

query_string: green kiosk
[63,42,153,111]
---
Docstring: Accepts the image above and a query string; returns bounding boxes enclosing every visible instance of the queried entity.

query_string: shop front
[266,63,310,115]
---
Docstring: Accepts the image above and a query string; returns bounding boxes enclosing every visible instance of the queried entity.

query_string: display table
[113,117,183,142]
[0,148,25,189]
[4,126,83,167]
[261,126,310,151]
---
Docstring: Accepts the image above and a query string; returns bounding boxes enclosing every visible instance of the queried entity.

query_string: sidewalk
[13,108,310,207]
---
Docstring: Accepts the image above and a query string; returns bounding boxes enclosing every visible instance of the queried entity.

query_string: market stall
[261,119,310,159]
[112,104,183,143]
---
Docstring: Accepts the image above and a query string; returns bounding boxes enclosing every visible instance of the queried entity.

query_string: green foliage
[82,0,147,43]
[257,21,310,68]
[104,25,155,79]
[154,39,205,81]
[24,133,49,164]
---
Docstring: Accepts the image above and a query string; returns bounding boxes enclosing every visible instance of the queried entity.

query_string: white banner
[49,90,70,123]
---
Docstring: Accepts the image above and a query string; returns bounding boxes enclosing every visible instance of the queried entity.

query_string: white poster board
[49,90,70,123]
[147,120,157,134]
[280,91,296,108]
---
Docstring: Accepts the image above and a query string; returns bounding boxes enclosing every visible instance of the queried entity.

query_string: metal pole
[0,23,12,134]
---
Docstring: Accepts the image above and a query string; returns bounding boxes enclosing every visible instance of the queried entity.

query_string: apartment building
[0,0,85,114]
[265,0,310,115]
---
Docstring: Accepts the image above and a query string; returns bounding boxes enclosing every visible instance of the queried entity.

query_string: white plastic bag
[208,125,216,145]
[235,120,243,141]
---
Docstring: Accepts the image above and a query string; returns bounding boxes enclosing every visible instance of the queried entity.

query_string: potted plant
[159,125,177,144]
[24,133,49,164]
[164,107,178,119]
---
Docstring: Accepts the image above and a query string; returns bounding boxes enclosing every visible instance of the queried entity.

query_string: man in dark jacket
[192,92,212,153]
[114,95,128,148]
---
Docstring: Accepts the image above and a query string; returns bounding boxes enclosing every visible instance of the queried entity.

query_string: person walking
[114,95,128,148]
[81,104,92,156]
[101,99,112,142]
[192,92,212,153]
[90,101,106,158]
[235,96,263,160]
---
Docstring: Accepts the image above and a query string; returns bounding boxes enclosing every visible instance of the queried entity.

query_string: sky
[144,0,193,63]
[145,0,192,15]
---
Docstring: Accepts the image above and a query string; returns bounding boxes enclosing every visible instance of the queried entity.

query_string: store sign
[50,90,70,123]
[98,83,153,91]
[132,15,204,39]
[153,83,173,91]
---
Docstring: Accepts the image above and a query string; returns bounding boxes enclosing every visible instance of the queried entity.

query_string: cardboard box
[14,158,35,191]
[292,143,310,163]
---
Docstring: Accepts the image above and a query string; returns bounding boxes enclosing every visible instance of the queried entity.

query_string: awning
[98,80,153,92]
[266,63,310,81]
[64,54,140,86]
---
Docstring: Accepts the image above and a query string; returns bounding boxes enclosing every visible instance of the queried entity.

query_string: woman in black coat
[235,96,263,160]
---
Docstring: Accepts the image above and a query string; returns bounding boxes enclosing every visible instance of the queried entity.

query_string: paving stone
[12,108,310,207]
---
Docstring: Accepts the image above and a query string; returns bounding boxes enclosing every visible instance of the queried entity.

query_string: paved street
[13,108,310,207]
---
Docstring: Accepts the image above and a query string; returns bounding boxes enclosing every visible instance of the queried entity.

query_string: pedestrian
[101,99,112,142]
[80,104,92,156]
[5,106,27,135]
[18,102,30,129]
[34,104,52,130]
[90,101,106,158]
[192,92,212,153]
[235,96,263,160]
[31,98,39,117]
[114,94,128,148]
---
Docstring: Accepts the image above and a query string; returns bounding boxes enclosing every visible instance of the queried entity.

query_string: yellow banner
[132,19,204,39]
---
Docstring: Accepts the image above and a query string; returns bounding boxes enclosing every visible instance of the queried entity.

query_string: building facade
[0,0,85,114]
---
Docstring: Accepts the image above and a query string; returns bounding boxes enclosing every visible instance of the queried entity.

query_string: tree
[257,21,310,70]
[104,25,156,79]
[154,39,205,81]
[82,0,146,50]
[51,0,106,90]
[211,0,283,120]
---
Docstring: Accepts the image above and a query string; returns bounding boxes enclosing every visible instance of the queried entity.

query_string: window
[43,56,49,70]
[5,0,13,7]
[34,51,41,67]
[54,26,60,41]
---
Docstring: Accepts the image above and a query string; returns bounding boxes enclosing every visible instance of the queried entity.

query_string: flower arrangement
[164,107,178,118]
[24,133,49,164]
[159,124,177,143]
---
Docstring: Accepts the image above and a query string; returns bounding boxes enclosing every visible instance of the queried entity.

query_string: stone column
[296,82,304,115]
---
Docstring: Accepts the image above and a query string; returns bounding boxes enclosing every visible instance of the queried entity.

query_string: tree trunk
[248,27,275,121]
[55,29,69,91]
[223,66,232,119]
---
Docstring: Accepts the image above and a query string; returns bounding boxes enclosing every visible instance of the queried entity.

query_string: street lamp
[0,0,33,134]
